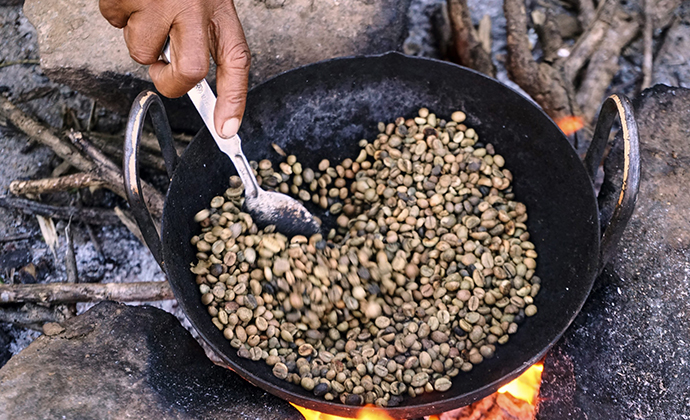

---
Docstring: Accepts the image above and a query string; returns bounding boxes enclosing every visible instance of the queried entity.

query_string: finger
[149,11,211,98]
[99,0,137,28]
[210,7,251,139]
[122,10,172,65]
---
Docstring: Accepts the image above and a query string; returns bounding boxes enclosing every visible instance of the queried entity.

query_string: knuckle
[225,42,251,70]
[176,59,209,85]
[128,45,158,65]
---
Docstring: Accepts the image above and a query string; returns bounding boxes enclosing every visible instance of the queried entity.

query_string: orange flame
[556,115,585,135]
[292,363,544,419]
[291,403,396,420]
[497,362,544,405]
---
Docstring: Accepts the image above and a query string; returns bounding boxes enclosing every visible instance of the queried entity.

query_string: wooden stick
[0,95,95,173]
[0,282,174,304]
[577,0,597,29]
[576,15,640,121]
[0,96,165,218]
[9,173,104,196]
[641,0,654,90]
[68,131,165,218]
[563,0,619,84]
[87,132,168,173]
[504,0,575,122]
[447,0,496,77]
[0,233,36,243]
[0,195,122,225]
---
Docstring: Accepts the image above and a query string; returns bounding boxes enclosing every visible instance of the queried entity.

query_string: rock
[23,0,409,131]
[0,301,302,420]
[537,85,690,419]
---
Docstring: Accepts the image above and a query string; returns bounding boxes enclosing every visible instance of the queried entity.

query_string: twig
[83,222,104,262]
[641,0,654,90]
[563,0,619,84]
[447,0,496,77]
[64,223,78,315]
[0,281,174,303]
[114,206,147,245]
[50,161,72,178]
[0,303,69,331]
[87,132,168,173]
[68,131,165,218]
[0,59,39,69]
[0,95,95,172]
[64,225,78,285]
[577,0,597,29]
[504,0,576,122]
[0,96,165,218]
[0,233,35,243]
[9,173,104,196]
[576,14,641,121]
[533,8,564,63]
[0,195,121,225]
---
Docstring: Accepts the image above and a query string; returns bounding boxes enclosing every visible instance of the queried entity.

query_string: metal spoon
[161,40,320,237]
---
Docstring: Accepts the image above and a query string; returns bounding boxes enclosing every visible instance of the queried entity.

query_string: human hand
[100,0,250,138]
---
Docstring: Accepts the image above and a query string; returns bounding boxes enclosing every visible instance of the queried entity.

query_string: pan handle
[583,94,640,270]
[124,91,180,269]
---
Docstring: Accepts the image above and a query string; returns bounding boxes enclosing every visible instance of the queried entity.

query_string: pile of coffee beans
[190,108,540,407]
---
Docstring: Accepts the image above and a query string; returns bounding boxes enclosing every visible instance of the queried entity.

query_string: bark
[0,282,174,304]
[447,0,496,77]
[0,196,122,225]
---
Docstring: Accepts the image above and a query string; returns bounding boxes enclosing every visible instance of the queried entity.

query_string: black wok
[123,53,639,418]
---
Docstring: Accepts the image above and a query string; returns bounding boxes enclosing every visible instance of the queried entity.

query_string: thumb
[213,22,251,139]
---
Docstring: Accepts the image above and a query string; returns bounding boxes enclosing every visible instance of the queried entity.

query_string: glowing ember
[556,115,585,135]
[291,403,396,420]
[291,363,544,419]
[497,363,544,405]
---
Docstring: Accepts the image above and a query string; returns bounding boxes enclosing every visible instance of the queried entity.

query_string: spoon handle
[160,39,261,199]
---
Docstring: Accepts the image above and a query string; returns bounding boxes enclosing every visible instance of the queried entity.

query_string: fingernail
[220,118,240,138]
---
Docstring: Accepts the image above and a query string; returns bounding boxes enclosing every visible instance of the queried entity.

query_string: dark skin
[99,0,250,138]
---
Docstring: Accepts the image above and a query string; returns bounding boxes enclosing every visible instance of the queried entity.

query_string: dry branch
[87,132,168,173]
[0,195,121,225]
[563,0,619,84]
[576,14,640,121]
[0,95,165,218]
[0,282,174,304]
[67,131,165,218]
[577,0,597,28]
[504,0,576,122]
[641,0,654,90]
[10,173,104,196]
[447,0,496,77]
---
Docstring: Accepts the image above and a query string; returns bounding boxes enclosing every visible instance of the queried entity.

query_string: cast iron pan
[123,53,640,418]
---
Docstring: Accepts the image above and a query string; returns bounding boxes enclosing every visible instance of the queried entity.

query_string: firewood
[504,0,577,122]
[0,195,121,225]
[447,0,496,77]
[10,173,104,196]
[641,0,655,90]
[563,0,619,84]
[0,282,174,304]
[0,95,165,218]
[576,13,640,121]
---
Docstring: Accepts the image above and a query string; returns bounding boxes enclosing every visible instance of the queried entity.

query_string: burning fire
[291,404,395,420]
[498,362,544,405]
[556,115,585,135]
[291,362,544,420]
